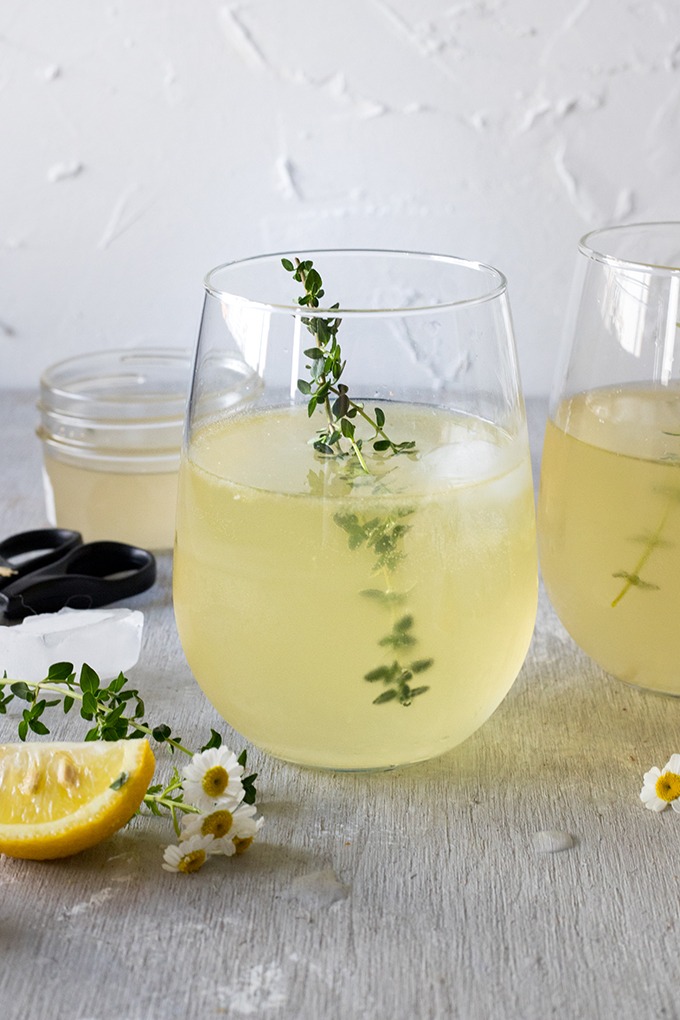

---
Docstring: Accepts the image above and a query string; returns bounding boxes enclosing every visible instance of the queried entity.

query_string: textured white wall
[1,0,678,394]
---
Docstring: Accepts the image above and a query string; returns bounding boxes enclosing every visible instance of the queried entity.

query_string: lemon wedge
[0,739,155,860]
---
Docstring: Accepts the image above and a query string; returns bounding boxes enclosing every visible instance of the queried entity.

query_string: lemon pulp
[0,739,155,860]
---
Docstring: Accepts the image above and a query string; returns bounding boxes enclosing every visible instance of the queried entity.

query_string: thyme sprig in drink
[283,257,430,708]
[282,256,416,465]
[537,222,680,695]
[173,250,537,769]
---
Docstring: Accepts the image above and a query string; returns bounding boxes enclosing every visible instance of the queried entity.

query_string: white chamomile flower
[181,800,264,857]
[640,754,680,813]
[180,803,240,844]
[162,834,214,874]
[181,746,245,811]
[223,802,264,856]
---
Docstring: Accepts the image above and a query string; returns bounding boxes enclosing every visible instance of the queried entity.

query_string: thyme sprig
[611,470,680,606]
[282,256,416,471]
[334,508,414,573]
[284,256,433,707]
[0,662,258,819]
[365,611,433,706]
[336,511,432,706]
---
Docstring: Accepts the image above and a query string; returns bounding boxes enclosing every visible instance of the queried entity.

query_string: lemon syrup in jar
[37,349,191,550]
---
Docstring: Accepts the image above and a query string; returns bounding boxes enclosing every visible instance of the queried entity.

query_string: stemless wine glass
[174,250,537,769]
[538,222,680,695]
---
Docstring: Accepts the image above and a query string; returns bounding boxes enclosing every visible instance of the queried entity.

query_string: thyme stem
[143,794,199,816]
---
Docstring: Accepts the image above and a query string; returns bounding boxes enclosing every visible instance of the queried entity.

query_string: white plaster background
[1,0,678,393]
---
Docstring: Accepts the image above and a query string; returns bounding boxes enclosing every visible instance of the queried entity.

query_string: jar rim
[39,347,192,422]
[204,248,508,314]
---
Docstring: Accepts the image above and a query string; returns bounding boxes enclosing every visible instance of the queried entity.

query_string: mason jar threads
[37,349,192,550]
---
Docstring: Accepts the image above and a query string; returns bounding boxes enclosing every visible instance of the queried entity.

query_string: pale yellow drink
[42,454,178,549]
[174,404,537,769]
[538,386,680,694]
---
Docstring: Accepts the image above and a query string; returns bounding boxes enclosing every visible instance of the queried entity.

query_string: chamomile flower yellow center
[178,848,208,873]
[233,836,254,855]
[201,809,233,839]
[655,771,680,802]
[201,765,230,798]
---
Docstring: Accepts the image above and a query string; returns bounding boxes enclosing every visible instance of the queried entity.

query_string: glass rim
[203,248,508,315]
[579,221,680,275]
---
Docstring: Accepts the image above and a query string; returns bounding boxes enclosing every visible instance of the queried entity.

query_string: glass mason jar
[37,348,191,550]
[174,250,538,769]
[538,222,680,695]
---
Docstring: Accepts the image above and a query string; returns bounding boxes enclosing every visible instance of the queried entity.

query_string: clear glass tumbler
[174,250,537,769]
[538,222,680,695]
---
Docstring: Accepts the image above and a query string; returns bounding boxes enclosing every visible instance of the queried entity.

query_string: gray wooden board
[0,390,678,1020]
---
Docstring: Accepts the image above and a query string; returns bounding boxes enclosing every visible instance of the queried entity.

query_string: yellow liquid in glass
[538,386,680,694]
[174,404,537,769]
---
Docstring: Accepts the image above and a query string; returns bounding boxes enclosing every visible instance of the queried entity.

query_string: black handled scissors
[0,528,156,621]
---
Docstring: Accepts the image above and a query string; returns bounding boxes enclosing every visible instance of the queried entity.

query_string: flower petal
[208,835,238,857]
[162,834,214,873]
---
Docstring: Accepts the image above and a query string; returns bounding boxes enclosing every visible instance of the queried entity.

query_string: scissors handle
[0,529,82,588]
[0,541,156,620]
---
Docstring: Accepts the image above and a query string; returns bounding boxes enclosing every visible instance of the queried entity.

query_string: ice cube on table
[0,607,144,681]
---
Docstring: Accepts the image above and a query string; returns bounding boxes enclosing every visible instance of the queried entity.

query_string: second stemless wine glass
[174,250,537,769]
[538,222,680,695]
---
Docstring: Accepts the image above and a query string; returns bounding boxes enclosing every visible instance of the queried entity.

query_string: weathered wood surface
[1,390,678,1020]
